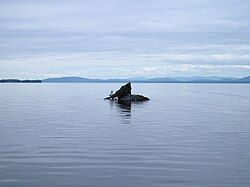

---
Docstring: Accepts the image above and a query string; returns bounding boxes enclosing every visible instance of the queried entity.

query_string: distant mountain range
[42,76,250,83]
[1,76,250,83]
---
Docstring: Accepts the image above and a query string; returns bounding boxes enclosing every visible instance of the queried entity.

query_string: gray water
[0,83,250,187]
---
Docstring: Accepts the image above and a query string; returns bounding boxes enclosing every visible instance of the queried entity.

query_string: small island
[105,82,150,103]
[0,79,42,83]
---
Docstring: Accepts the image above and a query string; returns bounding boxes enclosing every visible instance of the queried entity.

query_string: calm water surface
[0,83,250,187]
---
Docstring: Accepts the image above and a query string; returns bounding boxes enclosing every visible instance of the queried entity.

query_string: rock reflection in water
[109,100,131,124]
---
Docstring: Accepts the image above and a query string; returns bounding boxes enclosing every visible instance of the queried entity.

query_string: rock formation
[105,82,150,102]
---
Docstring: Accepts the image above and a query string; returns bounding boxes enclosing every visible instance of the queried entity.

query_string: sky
[0,0,250,79]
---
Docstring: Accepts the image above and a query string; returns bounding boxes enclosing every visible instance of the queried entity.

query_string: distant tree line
[0,79,42,83]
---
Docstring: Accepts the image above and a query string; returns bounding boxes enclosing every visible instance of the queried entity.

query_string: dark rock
[105,82,131,100]
[105,82,149,102]
[120,94,150,102]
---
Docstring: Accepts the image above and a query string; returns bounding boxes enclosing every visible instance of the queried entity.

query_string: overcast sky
[0,0,250,79]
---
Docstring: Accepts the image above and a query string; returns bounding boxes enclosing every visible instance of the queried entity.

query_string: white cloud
[0,0,250,78]
[1,51,250,79]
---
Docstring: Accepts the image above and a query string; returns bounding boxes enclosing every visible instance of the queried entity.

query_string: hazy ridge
[42,76,250,83]
[1,76,250,83]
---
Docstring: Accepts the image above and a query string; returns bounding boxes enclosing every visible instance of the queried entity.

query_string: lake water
[0,83,250,187]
